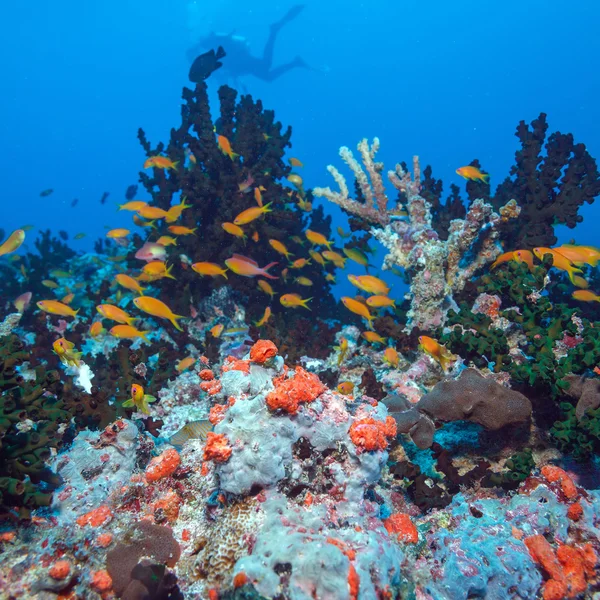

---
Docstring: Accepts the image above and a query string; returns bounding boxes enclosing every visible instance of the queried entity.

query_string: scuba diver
[187,5,308,85]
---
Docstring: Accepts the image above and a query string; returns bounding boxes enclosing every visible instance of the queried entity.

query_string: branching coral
[315,138,520,331]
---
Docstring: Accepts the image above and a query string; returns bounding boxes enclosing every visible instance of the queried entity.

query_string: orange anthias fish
[258,280,276,297]
[572,290,600,303]
[123,383,156,414]
[225,254,278,279]
[142,261,176,280]
[337,381,354,395]
[456,166,490,183]
[192,262,228,279]
[165,199,192,223]
[115,273,146,295]
[269,239,293,260]
[110,324,150,342]
[37,300,79,318]
[217,135,239,160]
[347,275,390,296]
[119,200,148,212]
[89,321,105,337]
[305,229,333,250]
[513,249,535,271]
[383,347,400,368]
[168,225,197,236]
[288,157,304,168]
[336,337,349,366]
[137,206,169,220]
[96,304,136,325]
[366,295,395,308]
[252,231,260,243]
[341,297,374,327]
[490,251,517,270]
[362,331,386,344]
[553,244,600,267]
[254,187,264,207]
[107,228,130,239]
[61,293,75,305]
[322,251,346,268]
[144,156,178,170]
[280,293,313,310]
[156,235,178,247]
[14,292,32,313]
[0,229,25,257]
[419,336,457,371]
[210,324,224,338]
[222,222,247,240]
[290,258,311,269]
[233,203,273,226]
[133,296,185,331]
[533,247,583,285]
[255,306,272,327]
[176,356,197,373]
[309,250,325,267]
[53,337,82,368]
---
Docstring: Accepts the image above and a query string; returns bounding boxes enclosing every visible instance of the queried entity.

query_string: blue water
[3,0,600,298]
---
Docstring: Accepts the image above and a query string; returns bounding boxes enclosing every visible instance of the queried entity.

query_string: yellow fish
[554,244,600,268]
[254,187,264,207]
[0,230,25,257]
[325,273,336,283]
[419,336,457,371]
[269,239,293,260]
[74,233,87,240]
[210,323,224,338]
[96,304,136,325]
[343,247,370,268]
[137,206,169,220]
[383,346,400,368]
[258,279,276,297]
[61,293,75,305]
[290,258,311,269]
[142,261,176,280]
[309,250,326,267]
[255,306,272,327]
[337,381,354,395]
[233,203,273,226]
[115,273,146,295]
[123,383,156,414]
[222,222,247,240]
[362,331,386,344]
[42,280,59,289]
[337,227,350,239]
[176,356,197,372]
[38,300,78,318]
[347,274,390,296]
[335,337,349,366]
[144,156,178,170]
[89,321,105,337]
[168,225,196,236]
[110,324,150,342]
[572,290,600,302]
[133,296,185,331]
[280,293,312,310]
[165,199,192,223]
[119,200,148,212]
[287,174,304,188]
[217,135,239,160]
[133,215,156,229]
[53,337,82,368]
[106,228,130,239]
[341,297,374,327]
[294,277,313,287]
[366,295,395,308]
[50,270,71,278]
[14,292,32,313]
[156,235,178,247]
[456,165,490,183]
[322,250,346,268]
[305,229,333,250]
[192,262,228,279]
[533,247,583,285]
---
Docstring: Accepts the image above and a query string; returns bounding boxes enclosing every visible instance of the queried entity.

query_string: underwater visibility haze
[2,1,600,598]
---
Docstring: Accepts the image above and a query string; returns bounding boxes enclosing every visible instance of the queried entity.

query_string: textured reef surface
[1,74,600,599]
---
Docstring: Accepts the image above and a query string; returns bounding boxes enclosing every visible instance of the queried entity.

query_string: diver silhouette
[187,5,308,84]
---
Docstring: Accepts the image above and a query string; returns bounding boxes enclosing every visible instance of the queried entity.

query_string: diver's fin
[272,4,305,31]
[216,46,226,60]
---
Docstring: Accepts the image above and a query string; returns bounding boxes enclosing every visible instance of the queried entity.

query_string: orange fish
[176,356,197,372]
[0,230,25,257]
[341,297,374,327]
[119,200,148,212]
[290,258,311,269]
[309,250,325,267]
[53,337,82,368]
[513,249,535,272]
[337,381,354,395]
[107,228,130,239]
[165,199,192,223]
[192,262,228,279]
[123,383,156,414]
[347,274,389,295]
[533,247,583,285]
[133,296,185,331]
[115,273,146,294]
[14,292,32,313]
[225,254,278,279]
[456,166,490,183]
[222,222,247,240]
[168,225,197,236]
[37,300,78,318]
[257,279,276,297]
[255,306,272,327]
[269,239,293,260]
[288,157,304,168]
[419,336,457,371]
[96,304,136,325]
[366,295,395,308]
[137,206,169,220]
[554,244,600,268]
[110,324,150,342]
[383,347,400,368]
[254,187,264,207]
[210,324,224,338]
[61,293,75,305]
[362,331,386,344]
[217,135,239,160]
[252,231,260,242]
[142,261,176,280]
[305,229,333,250]
[490,251,517,270]
[132,215,156,228]
[144,156,178,170]
[89,321,105,337]
[156,235,177,247]
[233,203,273,226]
[280,293,312,310]
[572,290,600,303]
[322,251,346,268]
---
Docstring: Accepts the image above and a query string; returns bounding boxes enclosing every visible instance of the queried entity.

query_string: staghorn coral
[315,138,520,331]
